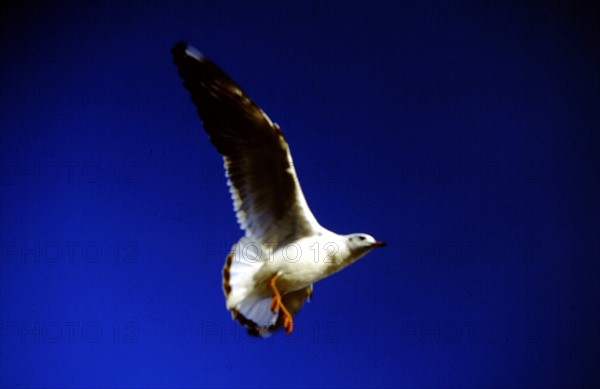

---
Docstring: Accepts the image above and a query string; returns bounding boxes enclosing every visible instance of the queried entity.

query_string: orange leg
[269,273,294,336]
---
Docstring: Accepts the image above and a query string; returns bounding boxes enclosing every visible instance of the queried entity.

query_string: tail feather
[222,237,263,309]
[231,285,313,337]
[222,238,313,337]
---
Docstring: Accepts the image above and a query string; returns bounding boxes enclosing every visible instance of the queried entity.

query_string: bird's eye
[359,236,366,241]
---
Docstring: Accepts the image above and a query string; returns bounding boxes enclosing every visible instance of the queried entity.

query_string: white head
[321,233,386,276]
[346,233,386,257]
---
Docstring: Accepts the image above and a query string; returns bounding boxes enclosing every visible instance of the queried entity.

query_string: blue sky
[1,1,599,388]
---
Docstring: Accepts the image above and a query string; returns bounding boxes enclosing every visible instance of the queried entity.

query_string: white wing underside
[224,142,323,244]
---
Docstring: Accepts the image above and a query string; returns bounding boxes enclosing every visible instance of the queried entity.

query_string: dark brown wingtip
[231,308,277,337]
[172,41,206,65]
[222,251,234,297]
[171,40,188,55]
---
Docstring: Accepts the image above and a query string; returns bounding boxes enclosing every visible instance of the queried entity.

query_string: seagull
[172,42,386,336]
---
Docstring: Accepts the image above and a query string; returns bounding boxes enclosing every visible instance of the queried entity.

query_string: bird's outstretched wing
[172,42,321,244]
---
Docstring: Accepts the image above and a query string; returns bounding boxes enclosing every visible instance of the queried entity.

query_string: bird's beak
[370,241,387,248]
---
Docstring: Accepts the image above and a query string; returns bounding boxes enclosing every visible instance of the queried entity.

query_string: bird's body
[172,42,385,336]
[226,230,351,305]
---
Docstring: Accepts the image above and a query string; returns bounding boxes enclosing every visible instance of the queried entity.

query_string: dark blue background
[1,1,599,388]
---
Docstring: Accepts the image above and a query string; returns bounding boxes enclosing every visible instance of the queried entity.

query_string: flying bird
[172,42,386,336]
